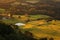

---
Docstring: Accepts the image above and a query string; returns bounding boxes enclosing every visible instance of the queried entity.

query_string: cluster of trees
[0,21,36,40]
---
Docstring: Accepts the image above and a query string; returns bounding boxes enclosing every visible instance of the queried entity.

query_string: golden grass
[22,20,60,40]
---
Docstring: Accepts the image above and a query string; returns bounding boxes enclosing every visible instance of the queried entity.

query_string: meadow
[1,15,60,40]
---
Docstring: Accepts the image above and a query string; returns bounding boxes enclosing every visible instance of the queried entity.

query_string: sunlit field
[1,15,60,40]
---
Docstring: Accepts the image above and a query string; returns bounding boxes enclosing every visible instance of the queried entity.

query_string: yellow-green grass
[1,15,60,40]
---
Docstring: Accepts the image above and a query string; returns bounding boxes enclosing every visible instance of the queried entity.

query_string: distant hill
[0,0,16,4]
[0,0,60,19]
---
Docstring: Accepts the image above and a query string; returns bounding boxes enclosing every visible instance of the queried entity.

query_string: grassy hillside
[21,20,60,40]
[1,15,60,40]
